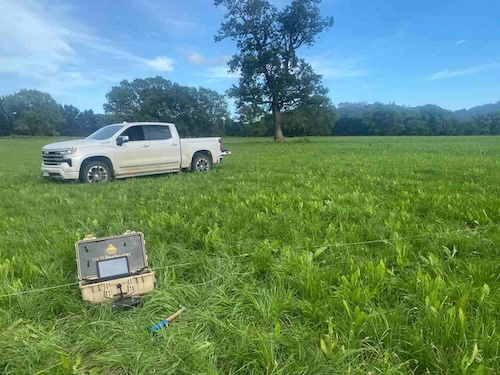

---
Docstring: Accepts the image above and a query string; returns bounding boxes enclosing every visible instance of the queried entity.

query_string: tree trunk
[272,103,284,141]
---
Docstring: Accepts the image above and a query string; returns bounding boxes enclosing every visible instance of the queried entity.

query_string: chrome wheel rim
[195,158,210,171]
[87,165,108,183]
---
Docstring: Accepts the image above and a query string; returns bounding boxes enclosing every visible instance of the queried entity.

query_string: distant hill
[337,101,500,120]
[333,101,500,136]
[337,102,454,117]
[455,102,500,118]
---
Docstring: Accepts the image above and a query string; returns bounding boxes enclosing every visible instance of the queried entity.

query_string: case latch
[104,283,112,298]
[127,279,135,295]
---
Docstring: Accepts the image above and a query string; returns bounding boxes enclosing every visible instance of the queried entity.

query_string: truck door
[143,125,181,171]
[114,125,151,175]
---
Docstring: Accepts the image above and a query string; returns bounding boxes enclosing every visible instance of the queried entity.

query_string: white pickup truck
[41,122,230,183]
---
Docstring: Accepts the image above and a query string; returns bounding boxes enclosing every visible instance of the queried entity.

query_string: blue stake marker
[150,306,186,332]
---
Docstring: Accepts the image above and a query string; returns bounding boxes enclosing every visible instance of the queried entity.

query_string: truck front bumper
[41,163,80,180]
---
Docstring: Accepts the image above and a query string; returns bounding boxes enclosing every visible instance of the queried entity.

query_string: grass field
[0,136,499,374]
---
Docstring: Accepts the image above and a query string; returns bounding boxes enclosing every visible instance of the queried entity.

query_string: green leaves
[480,284,490,302]
[461,343,481,372]
[59,353,82,373]
[215,0,333,139]
[312,246,327,260]
[2,89,64,136]
[104,77,230,137]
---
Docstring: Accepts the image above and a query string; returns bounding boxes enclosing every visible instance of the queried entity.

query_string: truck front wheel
[191,153,212,172]
[80,160,112,183]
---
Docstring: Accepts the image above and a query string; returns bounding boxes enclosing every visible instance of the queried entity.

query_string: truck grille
[42,151,64,165]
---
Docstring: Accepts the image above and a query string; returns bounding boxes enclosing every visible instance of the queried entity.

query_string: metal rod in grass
[149,305,187,333]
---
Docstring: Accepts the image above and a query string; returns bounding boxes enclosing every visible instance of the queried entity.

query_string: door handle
[171,143,178,146]
[141,144,150,148]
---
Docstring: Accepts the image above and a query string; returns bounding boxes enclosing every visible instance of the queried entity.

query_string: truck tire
[191,153,212,172]
[80,160,112,183]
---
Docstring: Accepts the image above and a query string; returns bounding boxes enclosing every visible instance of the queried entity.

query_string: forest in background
[0,78,499,138]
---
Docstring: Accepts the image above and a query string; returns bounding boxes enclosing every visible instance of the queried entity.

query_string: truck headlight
[60,147,78,155]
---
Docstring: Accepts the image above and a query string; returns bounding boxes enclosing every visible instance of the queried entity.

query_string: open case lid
[76,232,148,281]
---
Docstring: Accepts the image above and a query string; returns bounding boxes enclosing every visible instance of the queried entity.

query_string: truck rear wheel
[80,160,112,183]
[191,153,212,172]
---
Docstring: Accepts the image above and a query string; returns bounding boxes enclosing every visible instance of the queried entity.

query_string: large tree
[2,89,63,136]
[215,0,333,140]
[104,77,230,137]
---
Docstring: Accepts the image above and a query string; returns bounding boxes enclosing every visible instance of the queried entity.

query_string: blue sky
[1,0,499,113]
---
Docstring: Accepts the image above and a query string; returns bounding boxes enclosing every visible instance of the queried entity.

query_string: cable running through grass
[0,224,497,299]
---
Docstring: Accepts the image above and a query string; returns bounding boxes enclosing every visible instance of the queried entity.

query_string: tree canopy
[2,89,63,136]
[104,77,230,137]
[215,0,334,140]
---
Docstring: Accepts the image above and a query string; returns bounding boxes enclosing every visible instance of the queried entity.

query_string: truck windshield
[86,125,124,140]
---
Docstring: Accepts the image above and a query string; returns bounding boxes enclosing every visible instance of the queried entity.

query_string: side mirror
[116,135,129,146]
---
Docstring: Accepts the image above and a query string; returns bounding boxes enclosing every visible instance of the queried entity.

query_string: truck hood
[42,139,97,151]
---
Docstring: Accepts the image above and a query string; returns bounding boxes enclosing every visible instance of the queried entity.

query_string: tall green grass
[0,136,499,374]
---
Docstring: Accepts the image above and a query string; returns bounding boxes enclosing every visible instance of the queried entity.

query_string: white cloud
[58,31,175,72]
[0,0,174,84]
[148,31,161,38]
[313,65,367,79]
[187,51,230,66]
[146,57,175,72]
[427,65,487,80]
[309,57,367,79]
[0,0,74,78]
[455,39,468,46]
[36,71,96,96]
[206,66,240,80]
[133,0,201,32]
[188,52,207,65]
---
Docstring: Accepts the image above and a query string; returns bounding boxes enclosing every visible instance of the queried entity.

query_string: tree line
[0,80,232,138]
[231,102,500,137]
[333,102,500,136]
[0,89,111,137]
[0,83,499,138]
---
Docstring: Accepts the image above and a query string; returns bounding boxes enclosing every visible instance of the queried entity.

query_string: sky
[0,0,499,114]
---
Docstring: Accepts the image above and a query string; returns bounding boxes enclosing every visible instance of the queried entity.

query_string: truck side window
[144,125,172,140]
[120,126,145,141]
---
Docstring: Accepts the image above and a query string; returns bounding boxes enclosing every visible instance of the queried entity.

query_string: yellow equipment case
[75,231,155,304]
